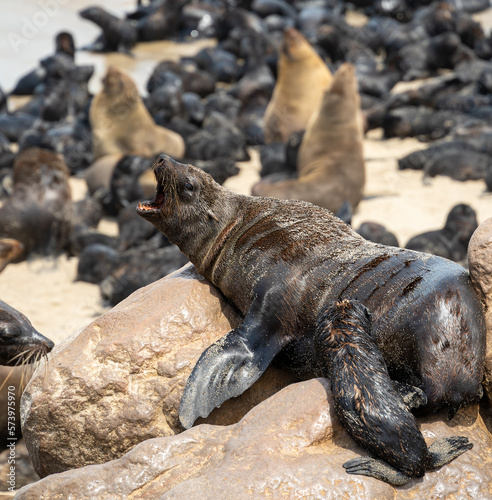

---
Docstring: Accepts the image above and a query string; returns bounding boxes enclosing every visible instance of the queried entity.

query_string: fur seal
[405,203,478,264]
[137,154,485,485]
[0,148,72,259]
[253,63,366,214]
[89,67,185,160]
[263,27,333,143]
[0,239,25,273]
[79,6,138,53]
[0,300,54,366]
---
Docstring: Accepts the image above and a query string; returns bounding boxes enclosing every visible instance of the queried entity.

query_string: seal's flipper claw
[392,381,428,410]
[427,436,473,469]
[343,457,411,486]
[179,328,281,429]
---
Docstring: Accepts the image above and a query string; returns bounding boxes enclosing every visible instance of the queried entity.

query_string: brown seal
[254,63,366,213]
[90,66,185,160]
[137,155,485,485]
[263,27,333,144]
[0,147,73,259]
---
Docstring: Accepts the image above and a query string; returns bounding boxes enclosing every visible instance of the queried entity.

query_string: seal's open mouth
[137,182,165,214]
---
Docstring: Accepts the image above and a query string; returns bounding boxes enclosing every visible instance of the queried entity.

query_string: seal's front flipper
[343,457,411,486]
[179,325,284,429]
[427,436,473,469]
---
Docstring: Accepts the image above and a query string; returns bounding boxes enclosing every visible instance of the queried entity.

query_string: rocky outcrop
[20,264,297,477]
[468,217,492,402]
[15,379,492,499]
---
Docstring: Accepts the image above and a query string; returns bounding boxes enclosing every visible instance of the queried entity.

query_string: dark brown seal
[0,300,54,366]
[0,147,73,259]
[314,299,472,485]
[137,155,485,485]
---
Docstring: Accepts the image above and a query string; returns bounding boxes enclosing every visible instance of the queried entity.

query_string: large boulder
[15,379,492,499]
[468,217,492,402]
[20,264,297,477]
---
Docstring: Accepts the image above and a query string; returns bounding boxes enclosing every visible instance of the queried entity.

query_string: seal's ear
[207,209,219,222]
[179,324,285,429]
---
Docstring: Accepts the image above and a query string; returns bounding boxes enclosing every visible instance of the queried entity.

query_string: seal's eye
[184,181,194,192]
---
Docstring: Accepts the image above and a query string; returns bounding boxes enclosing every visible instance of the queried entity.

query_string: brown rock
[15,380,492,499]
[21,264,297,477]
[468,217,492,402]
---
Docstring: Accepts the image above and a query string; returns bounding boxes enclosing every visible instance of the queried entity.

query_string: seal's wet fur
[137,154,485,485]
[0,300,54,366]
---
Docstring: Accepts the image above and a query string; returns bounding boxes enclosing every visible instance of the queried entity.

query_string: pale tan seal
[254,63,365,214]
[263,27,333,144]
[90,66,185,160]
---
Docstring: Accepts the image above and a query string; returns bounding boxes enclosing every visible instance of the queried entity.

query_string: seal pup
[405,203,478,264]
[253,64,366,214]
[137,154,485,485]
[90,66,185,160]
[0,300,54,366]
[79,6,138,53]
[0,148,73,259]
[263,27,333,143]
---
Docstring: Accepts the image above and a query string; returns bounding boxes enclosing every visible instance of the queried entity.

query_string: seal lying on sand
[0,300,54,366]
[137,155,485,485]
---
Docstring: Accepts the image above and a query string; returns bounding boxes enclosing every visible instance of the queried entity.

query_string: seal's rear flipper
[179,326,283,429]
[343,457,411,486]
[427,436,473,469]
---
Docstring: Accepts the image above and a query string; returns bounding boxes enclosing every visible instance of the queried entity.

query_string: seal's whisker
[0,366,16,392]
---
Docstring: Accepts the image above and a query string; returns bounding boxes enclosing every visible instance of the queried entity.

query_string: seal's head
[136,154,239,261]
[101,66,138,103]
[281,27,313,62]
[0,301,54,366]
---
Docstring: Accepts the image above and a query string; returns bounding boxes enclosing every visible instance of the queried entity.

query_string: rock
[20,264,297,477]
[468,217,492,403]
[16,379,492,499]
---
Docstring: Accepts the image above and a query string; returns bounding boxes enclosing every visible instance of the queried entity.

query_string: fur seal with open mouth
[137,154,485,485]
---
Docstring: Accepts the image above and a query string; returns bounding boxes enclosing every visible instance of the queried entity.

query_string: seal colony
[137,155,486,486]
